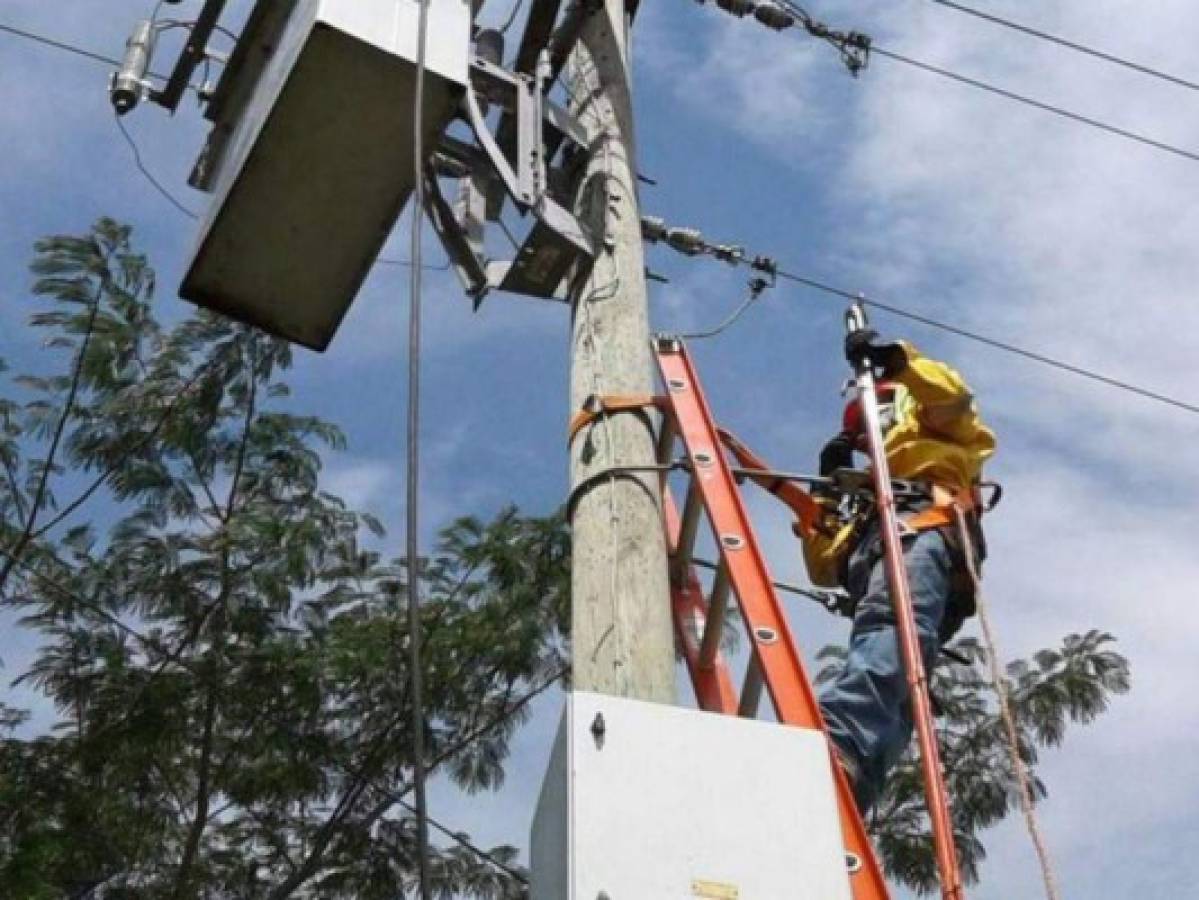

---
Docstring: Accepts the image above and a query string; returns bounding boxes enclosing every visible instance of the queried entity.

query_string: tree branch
[0,271,107,595]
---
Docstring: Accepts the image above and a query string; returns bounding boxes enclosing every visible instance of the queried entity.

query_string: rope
[952,506,1062,900]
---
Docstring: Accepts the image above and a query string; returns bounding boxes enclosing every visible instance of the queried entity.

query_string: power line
[0,20,123,69]
[871,46,1199,165]
[497,0,527,36]
[700,2,1199,165]
[770,266,1199,416]
[641,216,1199,416]
[928,0,1199,94]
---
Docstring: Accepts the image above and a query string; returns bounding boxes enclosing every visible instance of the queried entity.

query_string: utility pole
[567,0,676,704]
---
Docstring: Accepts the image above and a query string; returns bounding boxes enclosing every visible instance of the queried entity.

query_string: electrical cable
[394,797,530,884]
[700,3,1199,165]
[645,214,1199,415]
[114,114,200,220]
[870,45,1199,165]
[498,0,527,36]
[405,0,434,894]
[928,0,1199,94]
[0,20,124,69]
[676,275,772,340]
[376,256,451,271]
[768,266,1199,415]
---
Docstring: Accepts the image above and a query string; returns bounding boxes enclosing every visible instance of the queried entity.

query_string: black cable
[770,266,1199,416]
[406,0,434,894]
[498,0,527,36]
[709,3,1199,165]
[676,276,772,340]
[929,0,1199,93]
[114,114,200,220]
[872,45,1199,165]
[0,20,123,68]
[395,797,530,885]
[376,257,451,271]
[690,556,849,614]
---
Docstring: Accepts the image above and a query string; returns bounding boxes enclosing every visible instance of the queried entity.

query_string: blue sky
[4,1,1199,897]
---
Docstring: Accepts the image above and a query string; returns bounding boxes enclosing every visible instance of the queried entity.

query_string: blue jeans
[819,524,957,813]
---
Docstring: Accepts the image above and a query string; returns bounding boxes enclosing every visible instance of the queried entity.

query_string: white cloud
[639,2,1199,895]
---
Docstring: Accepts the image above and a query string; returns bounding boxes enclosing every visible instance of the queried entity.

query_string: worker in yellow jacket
[807,330,996,813]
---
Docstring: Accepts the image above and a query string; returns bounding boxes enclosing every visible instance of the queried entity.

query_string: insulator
[641,216,668,243]
[665,227,706,256]
[111,19,156,115]
[716,0,757,18]
[754,3,796,30]
[711,244,745,264]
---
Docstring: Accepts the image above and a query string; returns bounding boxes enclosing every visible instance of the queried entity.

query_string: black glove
[819,432,855,478]
[844,329,907,377]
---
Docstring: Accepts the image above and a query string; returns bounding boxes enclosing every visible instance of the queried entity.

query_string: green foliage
[0,221,560,898]
[817,629,1130,895]
[0,220,1131,898]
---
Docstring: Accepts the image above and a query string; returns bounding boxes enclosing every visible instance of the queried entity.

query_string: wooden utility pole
[567,1,675,704]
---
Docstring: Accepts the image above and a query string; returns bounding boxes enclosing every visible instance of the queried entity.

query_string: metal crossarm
[652,335,892,900]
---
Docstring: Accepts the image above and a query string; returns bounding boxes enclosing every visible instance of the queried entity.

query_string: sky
[3,1,1199,898]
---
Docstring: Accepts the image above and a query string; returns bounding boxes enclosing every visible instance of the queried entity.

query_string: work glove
[844,329,907,377]
[819,432,855,478]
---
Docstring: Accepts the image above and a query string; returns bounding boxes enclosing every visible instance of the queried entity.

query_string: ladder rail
[664,490,739,712]
[654,337,891,900]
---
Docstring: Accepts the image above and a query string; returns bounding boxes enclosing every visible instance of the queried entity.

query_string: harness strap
[568,393,665,445]
[902,483,980,532]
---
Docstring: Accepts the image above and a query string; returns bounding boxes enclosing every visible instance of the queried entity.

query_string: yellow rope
[952,506,1062,900]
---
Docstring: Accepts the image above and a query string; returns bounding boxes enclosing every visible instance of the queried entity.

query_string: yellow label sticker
[691,879,739,899]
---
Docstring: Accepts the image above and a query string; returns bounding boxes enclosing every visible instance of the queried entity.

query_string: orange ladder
[652,335,891,900]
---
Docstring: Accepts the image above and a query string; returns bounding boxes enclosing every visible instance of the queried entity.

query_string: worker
[804,330,996,814]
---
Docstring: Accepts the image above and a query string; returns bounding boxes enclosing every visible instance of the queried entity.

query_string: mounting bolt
[591,711,606,748]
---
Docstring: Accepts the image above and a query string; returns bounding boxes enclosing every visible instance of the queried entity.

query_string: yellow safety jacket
[803,342,997,588]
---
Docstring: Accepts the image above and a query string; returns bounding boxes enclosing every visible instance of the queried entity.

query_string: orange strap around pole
[568,393,665,445]
[716,426,824,537]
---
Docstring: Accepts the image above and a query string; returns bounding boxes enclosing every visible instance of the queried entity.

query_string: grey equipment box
[181,0,470,350]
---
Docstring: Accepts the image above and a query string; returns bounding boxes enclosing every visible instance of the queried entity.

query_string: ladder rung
[655,413,678,467]
[698,560,731,669]
[671,480,703,584]
[739,655,764,718]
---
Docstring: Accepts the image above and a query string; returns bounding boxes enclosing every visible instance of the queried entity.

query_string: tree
[817,630,1130,894]
[0,220,567,898]
[0,220,1130,898]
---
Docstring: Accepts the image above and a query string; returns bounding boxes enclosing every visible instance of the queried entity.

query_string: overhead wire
[642,215,1199,415]
[0,20,125,69]
[869,45,1199,165]
[710,2,1199,166]
[498,0,528,36]
[768,266,1199,416]
[928,0,1199,94]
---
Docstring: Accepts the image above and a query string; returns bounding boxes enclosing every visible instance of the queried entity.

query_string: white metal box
[181,0,471,350]
[531,691,852,900]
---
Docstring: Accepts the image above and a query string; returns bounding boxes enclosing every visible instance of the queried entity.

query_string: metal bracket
[428,51,597,304]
